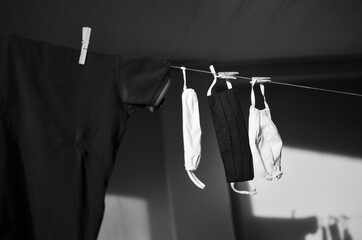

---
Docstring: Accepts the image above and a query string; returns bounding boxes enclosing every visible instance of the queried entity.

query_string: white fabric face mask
[248,77,283,181]
[181,67,205,189]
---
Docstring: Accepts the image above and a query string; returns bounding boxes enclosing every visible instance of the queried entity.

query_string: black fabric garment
[208,88,254,182]
[0,35,170,240]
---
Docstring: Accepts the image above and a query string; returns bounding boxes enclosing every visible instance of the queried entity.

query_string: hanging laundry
[180,67,205,189]
[207,65,256,195]
[0,34,170,240]
[248,77,283,182]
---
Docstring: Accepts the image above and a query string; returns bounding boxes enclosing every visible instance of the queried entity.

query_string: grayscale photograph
[0,1,361,240]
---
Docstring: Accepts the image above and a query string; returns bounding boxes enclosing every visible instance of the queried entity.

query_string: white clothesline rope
[170,65,362,97]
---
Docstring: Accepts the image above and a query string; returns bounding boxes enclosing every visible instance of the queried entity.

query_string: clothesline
[170,65,362,97]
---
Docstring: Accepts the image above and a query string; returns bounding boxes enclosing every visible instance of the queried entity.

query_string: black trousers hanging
[0,35,170,240]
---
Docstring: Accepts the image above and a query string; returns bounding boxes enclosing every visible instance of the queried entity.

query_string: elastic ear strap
[207,65,218,96]
[259,84,269,109]
[226,80,233,89]
[187,171,206,189]
[230,182,257,195]
[251,78,257,107]
[181,67,187,90]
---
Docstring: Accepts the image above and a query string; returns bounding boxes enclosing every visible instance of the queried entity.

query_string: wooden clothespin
[208,65,238,95]
[79,27,91,65]
[251,77,271,84]
[218,71,239,89]
[217,71,239,79]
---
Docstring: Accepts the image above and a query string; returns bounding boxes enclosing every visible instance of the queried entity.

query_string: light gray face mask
[181,67,205,189]
[248,77,283,181]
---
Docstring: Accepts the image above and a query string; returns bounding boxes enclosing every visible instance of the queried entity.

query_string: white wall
[230,73,362,240]
[235,147,362,240]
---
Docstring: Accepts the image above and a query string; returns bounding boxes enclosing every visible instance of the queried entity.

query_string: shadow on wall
[231,192,315,240]
[230,147,361,240]
[98,109,173,240]
[98,195,151,240]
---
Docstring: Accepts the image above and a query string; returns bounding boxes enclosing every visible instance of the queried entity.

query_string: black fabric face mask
[208,87,254,183]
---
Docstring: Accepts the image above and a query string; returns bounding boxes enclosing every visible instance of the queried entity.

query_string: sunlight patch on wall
[250,146,362,239]
[98,195,151,240]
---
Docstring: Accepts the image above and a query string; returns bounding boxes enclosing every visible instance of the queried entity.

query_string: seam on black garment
[74,131,88,240]
[231,91,245,180]
[115,55,129,118]
[115,55,123,101]
[219,90,237,181]
[235,91,253,181]
[229,90,244,180]
[0,35,9,92]
[0,35,9,119]
[7,133,37,240]
[224,90,238,180]
[148,60,170,108]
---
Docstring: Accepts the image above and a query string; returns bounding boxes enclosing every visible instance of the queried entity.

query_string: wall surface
[1,0,362,61]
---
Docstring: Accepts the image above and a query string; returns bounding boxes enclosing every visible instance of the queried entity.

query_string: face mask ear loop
[187,171,206,189]
[226,80,233,89]
[251,77,257,107]
[181,66,187,91]
[207,65,218,96]
[259,83,270,109]
[230,182,257,195]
